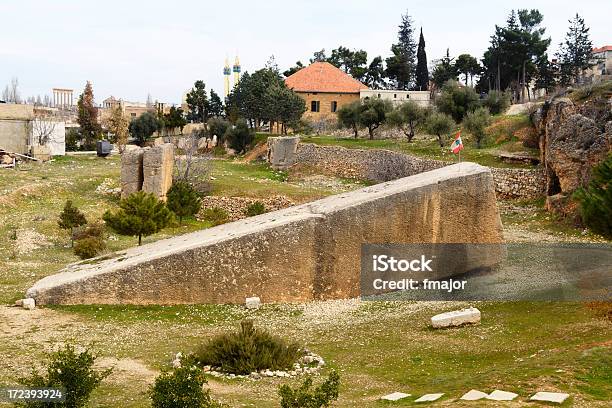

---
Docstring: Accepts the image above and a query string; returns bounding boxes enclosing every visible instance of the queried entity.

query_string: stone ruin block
[142,143,174,201]
[267,136,300,170]
[120,148,144,199]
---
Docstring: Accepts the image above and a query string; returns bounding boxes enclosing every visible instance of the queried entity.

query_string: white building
[359,89,431,107]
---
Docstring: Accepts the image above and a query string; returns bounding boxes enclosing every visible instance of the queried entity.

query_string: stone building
[360,89,430,107]
[284,61,368,121]
[585,45,612,81]
[100,96,169,123]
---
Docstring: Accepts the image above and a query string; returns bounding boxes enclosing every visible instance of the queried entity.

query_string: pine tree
[385,11,417,90]
[166,181,201,224]
[103,191,173,245]
[555,13,593,85]
[58,200,87,247]
[185,80,209,123]
[77,81,102,149]
[575,155,612,239]
[415,28,429,91]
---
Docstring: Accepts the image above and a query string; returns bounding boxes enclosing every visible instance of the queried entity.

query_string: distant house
[284,62,368,121]
[0,104,65,157]
[586,45,612,81]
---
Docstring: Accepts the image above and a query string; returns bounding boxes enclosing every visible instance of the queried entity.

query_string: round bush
[74,236,106,259]
[245,201,266,217]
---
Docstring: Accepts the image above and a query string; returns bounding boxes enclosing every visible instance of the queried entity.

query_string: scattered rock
[380,392,411,401]
[245,296,261,309]
[430,307,481,328]
[197,195,294,222]
[22,298,35,310]
[530,391,569,403]
[171,352,182,368]
[14,299,23,307]
[415,393,444,402]
[487,390,518,401]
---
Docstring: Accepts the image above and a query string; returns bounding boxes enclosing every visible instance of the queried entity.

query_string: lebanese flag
[450,130,463,154]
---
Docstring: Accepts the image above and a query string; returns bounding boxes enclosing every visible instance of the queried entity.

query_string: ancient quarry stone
[431,307,481,328]
[460,390,489,400]
[487,390,518,401]
[22,298,35,310]
[380,392,411,401]
[26,163,504,305]
[245,296,261,309]
[530,391,569,403]
[414,393,444,402]
[267,136,300,170]
[536,96,611,216]
[142,143,174,201]
[120,148,144,199]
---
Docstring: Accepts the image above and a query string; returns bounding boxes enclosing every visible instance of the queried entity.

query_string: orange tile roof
[593,45,612,53]
[285,61,369,93]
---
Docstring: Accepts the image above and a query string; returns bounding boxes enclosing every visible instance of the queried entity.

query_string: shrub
[150,365,223,408]
[425,111,455,147]
[245,201,266,217]
[225,119,254,154]
[483,90,511,115]
[18,344,112,408]
[200,207,229,226]
[74,237,106,260]
[195,320,302,375]
[207,117,230,144]
[435,80,480,122]
[103,191,173,245]
[167,181,202,224]
[279,370,340,408]
[387,101,428,142]
[463,107,492,148]
[58,200,87,247]
[574,154,612,238]
[129,111,159,145]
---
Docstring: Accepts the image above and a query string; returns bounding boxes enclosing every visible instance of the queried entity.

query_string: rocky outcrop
[121,144,174,201]
[535,96,611,217]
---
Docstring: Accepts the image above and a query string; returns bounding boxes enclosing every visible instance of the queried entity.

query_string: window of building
[131,113,136,117]
[394,94,397,98]
[377,93,381,98]
[331,101,338,112]
[311,101,320,112]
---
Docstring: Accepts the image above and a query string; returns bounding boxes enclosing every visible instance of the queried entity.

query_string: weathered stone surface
[22,298,35,310]
[380,392,411,401]
[291,143,545,199]
[414,393,444,402]
[460,390,489,400]
[120,148,144,198]
[142,143,174,201]
[268,136,300,170]
[26,163,504,305]
[536,96,611,216]
[245,296,261,309]
[487,390,518,401]
[431,307,481,328]
[530,391,569,403]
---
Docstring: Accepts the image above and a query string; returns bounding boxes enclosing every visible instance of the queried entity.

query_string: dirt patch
[96,357,158,385]
[14,229,52,254]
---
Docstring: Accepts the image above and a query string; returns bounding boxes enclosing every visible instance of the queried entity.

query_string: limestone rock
[530,391,569,403]
[142,143,174,201]
[120,148,144,199]
[380,392,410,401]
[460,389,488,400]
[245,296,261,309]
[22,298,35,310]
[487,390,518,401]
[431,307,481,328]
[267,136,300,170]
[414,393,444,402]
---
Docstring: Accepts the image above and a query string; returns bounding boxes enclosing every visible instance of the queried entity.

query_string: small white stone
[431,307,480,328]
[530,392,569,403]
[487,390,518,401]
[22,298,35,310]
[14,299,23,307]
[380,392,411,401]
[460,390,489,400]
[245,296,261,309]
[415,393,444,402]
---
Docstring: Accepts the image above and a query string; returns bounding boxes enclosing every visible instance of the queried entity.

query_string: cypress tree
[416,28,429,91]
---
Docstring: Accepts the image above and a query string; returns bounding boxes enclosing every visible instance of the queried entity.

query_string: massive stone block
[268,136,300,170]
[26,163,504,305]
[142,143,174,201]
[120,148,144,199]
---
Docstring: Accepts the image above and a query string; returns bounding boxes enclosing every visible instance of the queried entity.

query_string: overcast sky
[1,0,610,105]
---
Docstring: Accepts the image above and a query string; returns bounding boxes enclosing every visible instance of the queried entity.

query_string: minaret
[223,58,231,98]
[232,56,241,88]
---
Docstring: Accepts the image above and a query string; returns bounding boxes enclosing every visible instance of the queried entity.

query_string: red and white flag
[450,130,463,154]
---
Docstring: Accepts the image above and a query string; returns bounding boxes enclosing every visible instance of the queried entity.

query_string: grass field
[0,153,610,407]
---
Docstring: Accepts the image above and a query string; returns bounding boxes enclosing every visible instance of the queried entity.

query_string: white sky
[1,0,610,105]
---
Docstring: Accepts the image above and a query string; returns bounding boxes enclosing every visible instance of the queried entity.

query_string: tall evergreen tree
[385,11,417,90]
[555,13,593,85]
[363,56,386,89]
[208,89,224,117]
[415,28,429,91]
[431,49,458,89]
[455,54,480,86]
[185,80,209,123]
[77,81,102,149]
